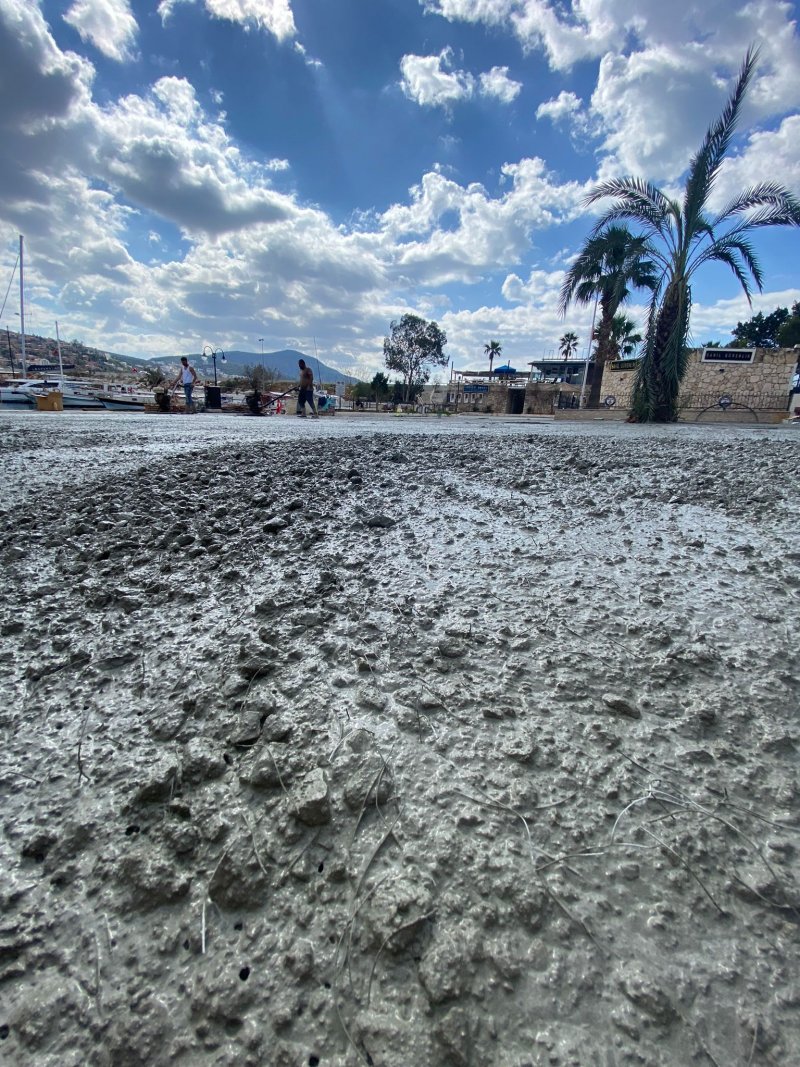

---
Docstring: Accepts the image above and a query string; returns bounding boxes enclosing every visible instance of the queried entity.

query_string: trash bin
[154,390,171,413]
[205,386,222,409]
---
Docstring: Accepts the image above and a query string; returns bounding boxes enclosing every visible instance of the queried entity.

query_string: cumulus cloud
[400,50,522,109]
[157,0,296,42]
[400,48,475,108]
[536,89,581,123]
[63,0,138,62]
[479,66,521,103]
[426,1,800,182]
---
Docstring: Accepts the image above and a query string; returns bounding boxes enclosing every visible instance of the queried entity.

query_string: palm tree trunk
[587,306,614,408]
[632,282,690,422]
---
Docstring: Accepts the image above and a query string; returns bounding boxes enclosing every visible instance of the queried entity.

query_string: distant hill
[1,332,359,384]
[180,348,358,385]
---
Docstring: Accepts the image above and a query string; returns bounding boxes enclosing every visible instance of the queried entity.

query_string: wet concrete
[0,411,798,1066]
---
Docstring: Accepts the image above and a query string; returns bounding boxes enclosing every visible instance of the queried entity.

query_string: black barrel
[205,386,222,409]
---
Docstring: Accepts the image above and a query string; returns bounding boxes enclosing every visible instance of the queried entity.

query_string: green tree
[383,314,448,402]
[777,303,800,347]
[141,365,166,388]
[731,307,789,348]
[585,49,800,422]
[371,371,390,402]
[607,314,642,358]
[484,339,502,375]
[559,225,656,407]
[558,331,579,359]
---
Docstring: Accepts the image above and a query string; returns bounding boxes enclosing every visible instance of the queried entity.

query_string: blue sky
[2,0,799,377]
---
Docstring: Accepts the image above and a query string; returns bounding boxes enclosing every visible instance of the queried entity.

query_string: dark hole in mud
[223,753,232,765]
[318,862,324,873]
[239,966,250,981]
[224,1019,242,1034]
[55,722,64,730]
[125,825,140,836]
[328,935,336,943]
[183,940,190,950]
[0,1025,8,1040]
[234,922,243,931]
[309,1057,320,1067]
[296,1005,304,1017]
[323,981,331,989]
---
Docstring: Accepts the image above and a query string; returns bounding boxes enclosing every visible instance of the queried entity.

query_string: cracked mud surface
[0,413,798,1066]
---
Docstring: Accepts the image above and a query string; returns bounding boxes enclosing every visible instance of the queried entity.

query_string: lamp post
[259,338,264,361]
[203,345,226,385]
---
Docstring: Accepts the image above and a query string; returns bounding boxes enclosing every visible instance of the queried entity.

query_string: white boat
[0,377,42,405]
[26,378,107,409]
[100,395,147,411]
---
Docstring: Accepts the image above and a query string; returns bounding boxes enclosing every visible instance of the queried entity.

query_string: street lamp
[259,338,264,360]
[203,345,226,385]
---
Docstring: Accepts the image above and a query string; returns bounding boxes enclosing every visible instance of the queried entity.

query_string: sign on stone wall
[609,359,639,371]
[702,348,755,363]
[464,384,489,393]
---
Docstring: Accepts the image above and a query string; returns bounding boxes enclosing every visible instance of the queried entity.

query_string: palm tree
[559,225,656,408]
[484,340,502,376]
[558,331,579,381]
[596,314,642,359]
[585,48,800,421]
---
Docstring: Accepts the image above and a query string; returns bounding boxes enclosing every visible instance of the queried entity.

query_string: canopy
[492,364,518,375]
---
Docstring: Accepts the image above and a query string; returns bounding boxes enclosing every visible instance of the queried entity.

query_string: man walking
[296,358,318,418]
[171,356,199,413]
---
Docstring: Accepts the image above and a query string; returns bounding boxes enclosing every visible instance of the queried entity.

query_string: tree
[141,365,166,388]
[484,340,502,375]
[383,314,448,402]
[559,225,656,407]
[243,364,277,393]
[585,48,800,422]
[371,371,390,402]
[777,303,800,347]
[559,332,579,359]
[607,314,642,358]
[731,307,789,348]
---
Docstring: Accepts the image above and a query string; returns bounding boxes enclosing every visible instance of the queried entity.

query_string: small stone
[601,693,641,719]
[365,514,396,528]
[291,769,330,826]
[264,516,290,533]
[182,739,228,784]
[437,639,466,659]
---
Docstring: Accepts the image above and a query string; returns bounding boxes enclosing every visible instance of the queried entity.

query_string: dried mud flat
[0,416,799,1067]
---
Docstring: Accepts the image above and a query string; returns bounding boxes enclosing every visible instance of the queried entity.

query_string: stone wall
[598,347,797,419]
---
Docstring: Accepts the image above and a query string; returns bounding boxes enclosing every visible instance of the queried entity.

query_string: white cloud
[426,1,800,182]
[479,66,521,103]
[400,48,475,108]
[536,89,581,123]
[63,0,137,62]
[400,51,522,109]
[710,114,800,211]
[265,157,290,172]
[157,0,296,42]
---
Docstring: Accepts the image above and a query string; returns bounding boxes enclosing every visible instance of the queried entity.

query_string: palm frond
[682,48,759,231]
[713,182,800,226]
[694,234,762,295]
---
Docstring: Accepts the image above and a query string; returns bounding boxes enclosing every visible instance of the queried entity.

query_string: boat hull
[101,397,146,411]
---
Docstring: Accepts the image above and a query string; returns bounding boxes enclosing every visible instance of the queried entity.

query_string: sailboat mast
[55,320,65,381]
[6,326,15,376]
[19,235,26,376]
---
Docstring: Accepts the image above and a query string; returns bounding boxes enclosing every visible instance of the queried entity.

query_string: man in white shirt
[171,357,199,413]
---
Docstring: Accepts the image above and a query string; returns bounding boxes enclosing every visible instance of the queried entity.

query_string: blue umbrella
[492,364,517,376]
